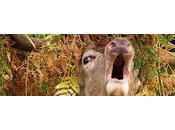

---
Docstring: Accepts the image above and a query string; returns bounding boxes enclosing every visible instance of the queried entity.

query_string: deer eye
[83,56,96,65]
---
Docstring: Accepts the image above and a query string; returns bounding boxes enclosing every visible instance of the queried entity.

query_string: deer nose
[110,39,129,48]
[107,40,130,54]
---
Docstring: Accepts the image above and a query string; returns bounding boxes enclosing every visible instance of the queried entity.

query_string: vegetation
[0,34,175,96]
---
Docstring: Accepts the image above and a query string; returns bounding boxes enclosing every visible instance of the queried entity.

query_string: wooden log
[11,34,47,51]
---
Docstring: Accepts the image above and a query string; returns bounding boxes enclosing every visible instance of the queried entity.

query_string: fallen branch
[11,34,47,51]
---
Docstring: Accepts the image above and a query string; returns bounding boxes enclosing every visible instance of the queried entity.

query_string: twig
[25,34,36,49]
[156,42,164,96]
[25,55,30,96]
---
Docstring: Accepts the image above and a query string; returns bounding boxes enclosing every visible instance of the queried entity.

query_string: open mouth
[112,55,124,80]
[109,55,129,81]
[106,55,130,96]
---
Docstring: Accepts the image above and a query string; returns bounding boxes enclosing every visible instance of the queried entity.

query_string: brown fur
[78,38,140,96]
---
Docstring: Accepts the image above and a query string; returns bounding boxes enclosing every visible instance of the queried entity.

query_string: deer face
[104,38,135,96]
[79,38,137,96]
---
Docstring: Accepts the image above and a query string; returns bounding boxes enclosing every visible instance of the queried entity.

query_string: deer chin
[105,55,130,95]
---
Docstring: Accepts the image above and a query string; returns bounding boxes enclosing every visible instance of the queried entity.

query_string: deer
[78,37,140,96]
[8,35,175,95]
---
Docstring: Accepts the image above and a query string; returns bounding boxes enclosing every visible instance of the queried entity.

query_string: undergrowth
[0,34,175,96]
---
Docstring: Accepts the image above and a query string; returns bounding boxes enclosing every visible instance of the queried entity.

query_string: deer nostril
[110,42,116,48]
[127,43,131,47]
[109,41,122,50]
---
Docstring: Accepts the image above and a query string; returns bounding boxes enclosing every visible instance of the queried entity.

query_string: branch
[11,34,47,51]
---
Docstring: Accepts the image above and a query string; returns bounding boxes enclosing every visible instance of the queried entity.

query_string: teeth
[123,67,129,79]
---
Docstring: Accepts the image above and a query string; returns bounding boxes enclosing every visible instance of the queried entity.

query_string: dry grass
[0,34,175,96]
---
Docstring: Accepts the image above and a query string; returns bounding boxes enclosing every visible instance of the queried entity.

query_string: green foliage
[144,46,159,61]
[1,34,175,96]
[134,35,175,95]
[30,34,49,39]
[40,82,49,93]
[163,34,175,42]
[0,36,4,93]
[30,34,62,40]
[55,76,79,96]
[0,36,6,95]
[0,36,13,96]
